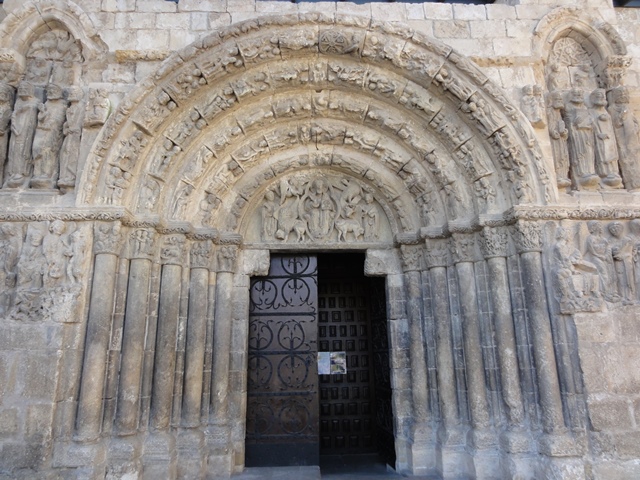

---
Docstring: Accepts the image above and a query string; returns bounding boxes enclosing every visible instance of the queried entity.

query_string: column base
[142,433,176,480]
[105,437,142,480]
[408,421,438,476]
[438,425,474,479]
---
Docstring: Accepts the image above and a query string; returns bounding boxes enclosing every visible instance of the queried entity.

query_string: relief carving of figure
[547,91,571,189]
[521,85,545,128]
[361,194,379,241]
[0,223,22,315]
[590,89,622,189]
[584,221,619,302]
[564,89,599,190]
[104,166,132,205]
[630,219,640,300]
[12,225,47,316]
[84,89,110,127]
[304,178,336,239]
[0,83,15,187]
[4,82,42,188]
[261,190,278,241]
[609,221,636,304]
[31,84,69,189]
[57,87,86,191]
[42,220,71,289]
[608,86,640,190]
[553,226,602,314]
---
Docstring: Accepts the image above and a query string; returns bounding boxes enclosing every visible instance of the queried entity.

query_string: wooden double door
[245,253,394,468]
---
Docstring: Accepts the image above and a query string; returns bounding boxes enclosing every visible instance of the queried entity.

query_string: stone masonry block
[588,396,632,431]
[115,12,155,30]
[493,37,532,57]
[424,3,453,20]
[296,2,336,14]
[191,12,209,30]
[619,316,640,343]
[22,352,58,399]
[514,4,552,20]
[575,315,617,343]
[100,29,137,51]
[0,408,18,436]
[371,3,407,22]
[136,29,170,50]
[453,4,486,20]
[505,19,537,38]
[406,4,425,20]
[227,0,256,12]
[257,1,298,14]
[157,13,192,30]
[209,13,233,29]
[469,20,506,38]
[433,20,470,39]
[88,12,116,29]
[101,0,136,12]
[137,0,178,13]
[486,4,517,20]
[179,0,227,12]
[614,431,640,459]
[446,39,496,58]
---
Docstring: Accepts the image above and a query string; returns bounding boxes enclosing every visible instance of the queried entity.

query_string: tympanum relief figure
[256,173,387,244]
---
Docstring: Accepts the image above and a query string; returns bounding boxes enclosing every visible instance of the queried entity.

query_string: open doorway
[245,253,395,471]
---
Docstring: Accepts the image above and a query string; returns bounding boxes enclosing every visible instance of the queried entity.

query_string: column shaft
[406,270,430,422]
[455,261,490,429]
[183,268,209,427]
[75,253,118,440]
[116,258,152,434]
[150,263,182,429]
[520,251,565,432]
[211,271,234,424]
[486,256,524,426]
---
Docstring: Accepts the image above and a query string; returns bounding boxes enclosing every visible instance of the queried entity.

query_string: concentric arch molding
[77,13,551,236]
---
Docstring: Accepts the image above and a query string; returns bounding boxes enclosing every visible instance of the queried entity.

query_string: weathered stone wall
[1,0,640,479]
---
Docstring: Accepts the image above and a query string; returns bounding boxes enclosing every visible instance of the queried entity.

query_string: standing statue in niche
[0,83,15,187]
[31,84,68,189]
[4,82,42,188]
[590,89,623,188]
[609,221,635,305]
[57,86,85,191]
[564,89,599,190]
[547,91,571,189]
[629,219,640,300]
[608,86,640,190]
[584,221,619,302]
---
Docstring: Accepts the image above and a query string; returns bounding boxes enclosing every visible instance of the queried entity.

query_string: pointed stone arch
[79,13,550,240]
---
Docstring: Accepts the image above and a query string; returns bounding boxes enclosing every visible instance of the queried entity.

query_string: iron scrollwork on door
[246,255,319,467]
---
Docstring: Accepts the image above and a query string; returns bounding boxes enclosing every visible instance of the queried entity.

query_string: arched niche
[79,13,551,234]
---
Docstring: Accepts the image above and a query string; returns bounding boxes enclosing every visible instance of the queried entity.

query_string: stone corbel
[364,249,402,276]
[240,249,270,277]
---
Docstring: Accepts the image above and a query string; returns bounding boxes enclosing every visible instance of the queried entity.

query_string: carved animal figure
[335,217,364,242]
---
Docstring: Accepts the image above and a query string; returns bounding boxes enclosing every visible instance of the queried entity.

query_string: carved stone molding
[512,221,543,254]
[190,240,213,269]
[94,221,124,256]
[424,238,451,269]
[505,206,640,223]
[479,226,509,259]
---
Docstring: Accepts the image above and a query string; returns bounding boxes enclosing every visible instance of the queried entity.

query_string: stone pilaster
[150,234,185,430]
[182,240,213,428]
[75,222,123,441]
[116,228,156,435]
[512,221,565,434]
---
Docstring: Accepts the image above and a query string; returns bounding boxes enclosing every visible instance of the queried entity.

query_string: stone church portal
[1,1,640,479]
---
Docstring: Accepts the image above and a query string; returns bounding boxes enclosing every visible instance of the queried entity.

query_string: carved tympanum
[253,173,388,244]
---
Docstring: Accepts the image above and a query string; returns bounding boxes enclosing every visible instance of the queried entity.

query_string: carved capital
[129,228,156,259]
[424,239,450,269]
[450,233,476,263]
[190,240,213,269]
[216,245,238,273]
[602,55,631,90]
[160,234,186,265]
[400,244,423,272]
[479,226,509,258]
[93,221,124,255]
[512,221,542,253]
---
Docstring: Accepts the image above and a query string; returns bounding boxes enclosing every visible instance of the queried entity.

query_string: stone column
[182,239,213,427]
[450,233,491,432]
[400,244,436,474]
[512,221,565,434]
[150,234,186,430]
[424,240,458,431]
[115,228,156,435]
[210,244,238,426]
[479,227,525,429]
[75,222,123,441]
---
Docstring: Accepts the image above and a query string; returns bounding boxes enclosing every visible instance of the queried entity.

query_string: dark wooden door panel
[246,255,319,467]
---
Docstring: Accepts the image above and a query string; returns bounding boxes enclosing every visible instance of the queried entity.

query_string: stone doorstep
[231,466,321,480]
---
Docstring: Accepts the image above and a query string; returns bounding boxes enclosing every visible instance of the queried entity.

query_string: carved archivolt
[78,14,548,236]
